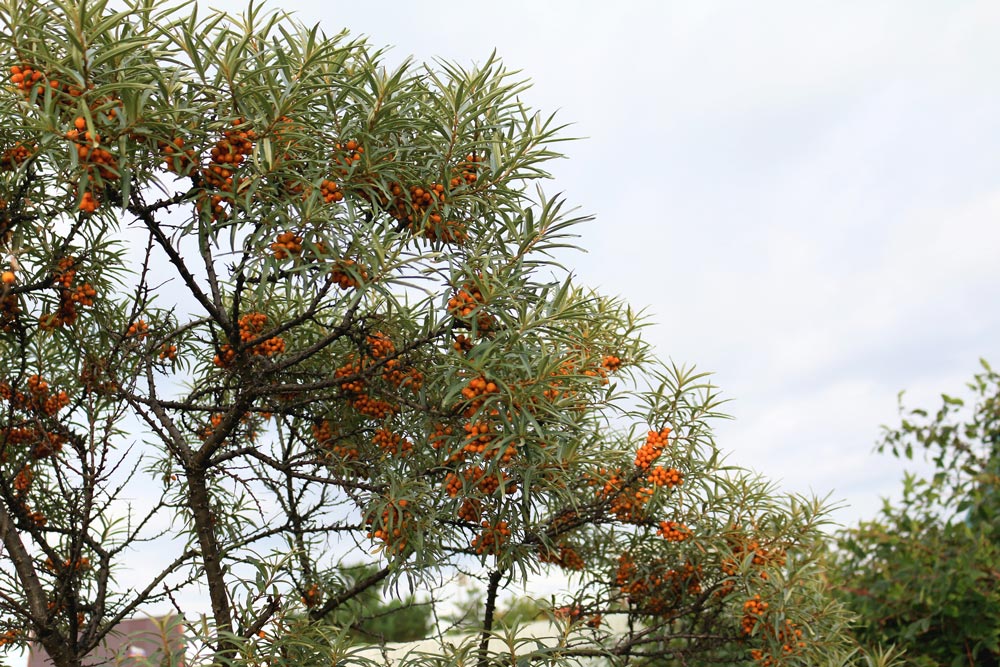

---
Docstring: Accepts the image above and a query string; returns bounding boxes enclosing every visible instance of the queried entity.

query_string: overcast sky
[114,0,999,525]
[192,0,1000,525]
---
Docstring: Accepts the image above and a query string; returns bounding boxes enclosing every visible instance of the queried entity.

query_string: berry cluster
[551,606,603,630]
[350,393,397,420]
[381,357,422,391]
[447,283,494,333]
[39,257,96,329]
[592,469,653,523]
[444,466,515,499]
[460,420,494,457]
[720,526,788,590]
[319,179,343,204]
[657,520,691,542]
[333,332,421,421]
[16,500,45,528]
[125,319,148,339]
[601,355,622,373]
[610,484,654,522]
[471,519,510,556]
[333,140,363,173]
[0,376,70,418]
[268,115,299,163]
[203,119,255,189]
[453,153,483,186]
[447,285,481,318]
[198,413,224,442]
[372,428,413,457]
[270,231,302,260]
[9,64,87,101]
[647,465,683,488]
[78,191,99,214]
[0,292,17,331]
[366,499,411,555]
[615,552,703,616]
[553,605,583,623]
[9,64,44,95]
[198,119,257,220]
[547,509,580,535]
[541,350,623,402]
[428,424,454,451]
[0,142,33,170]
[213,312,285,367]
[312,420,360,462]
[25,375,70,416]
[158,137,197,176]
[65,116,118,213]
[457,497,481,522]
[43,556,91,572]
[13,465,32,494]
[334,359,365,394]
[329,259,367,290]
[635,428,670,469]
[66,118,117,178]
[427,374,524,557]
[459,376,499,415]
[747,619,806,665]
[452,334,473,354]
[269,230,332,265]
[538,543,585,571]
[0,425,65,461]
[2,453,45,526]
[383,178,468,244]
[741,595,768,636]
[365,332,392,358]
[433,374,517,474]
[79,357,117,396]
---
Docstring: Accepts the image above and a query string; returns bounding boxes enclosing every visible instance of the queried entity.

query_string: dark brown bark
[0,503,72,667]
[186,468,233,652]
[476,568,503,667]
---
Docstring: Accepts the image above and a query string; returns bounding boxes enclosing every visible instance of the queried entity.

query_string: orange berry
[78,191,99,213]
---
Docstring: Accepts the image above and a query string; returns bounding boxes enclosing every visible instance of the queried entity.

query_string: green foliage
[0,1,865,666]
[324,564,431,644]
[832,361,1000,667]
[441,588,545,633]
[495,596,546,629]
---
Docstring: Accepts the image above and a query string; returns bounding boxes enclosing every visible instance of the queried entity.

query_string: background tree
[0,1,872,666]
[322,563,431,644]
[831,360,1000,667]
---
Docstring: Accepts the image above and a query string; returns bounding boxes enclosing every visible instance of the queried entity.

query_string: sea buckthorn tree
[0,2,866,666]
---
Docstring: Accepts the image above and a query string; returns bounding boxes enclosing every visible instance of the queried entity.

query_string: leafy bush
[832,361,1000,667]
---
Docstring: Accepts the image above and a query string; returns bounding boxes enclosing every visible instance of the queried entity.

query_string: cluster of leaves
[0,1,882,666]
[831,360,1000,667]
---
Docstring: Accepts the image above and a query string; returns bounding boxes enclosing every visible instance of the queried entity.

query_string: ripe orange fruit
[1,271,14,285]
